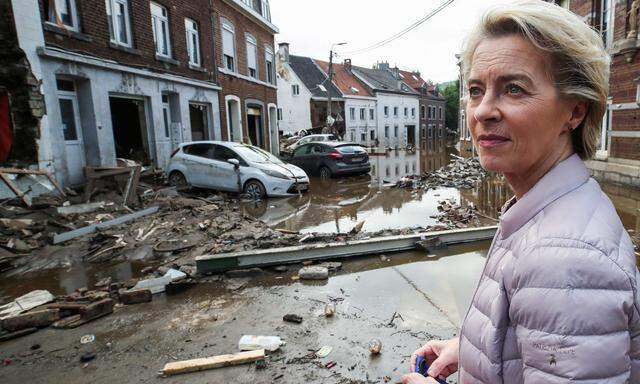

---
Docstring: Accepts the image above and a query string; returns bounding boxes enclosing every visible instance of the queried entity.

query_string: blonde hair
[461,0,610,159]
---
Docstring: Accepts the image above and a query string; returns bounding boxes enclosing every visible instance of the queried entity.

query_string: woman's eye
[469,87,482,97]
[507,84,523,95]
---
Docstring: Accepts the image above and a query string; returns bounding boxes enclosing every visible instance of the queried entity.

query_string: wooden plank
[0,167,49,175]
[53,206,160,244]
[161,349,265,376]
[0,172,31,207]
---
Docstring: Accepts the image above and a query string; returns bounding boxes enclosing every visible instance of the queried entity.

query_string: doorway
[189,103,209,141]
[58,79,87,184]
[247,105,263,148]
[109,96,150,164]
[406,125,416,147]
[268,104,278,154]
[226,96,242,142]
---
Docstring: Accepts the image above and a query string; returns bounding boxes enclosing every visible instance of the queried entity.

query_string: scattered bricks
[1,309,60,332]
[119,289,152,305]
[80,298,114,321]
[298,266,329,280]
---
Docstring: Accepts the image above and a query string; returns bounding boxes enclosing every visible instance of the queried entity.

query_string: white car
[286,134,337,152]
[166,141,310,199]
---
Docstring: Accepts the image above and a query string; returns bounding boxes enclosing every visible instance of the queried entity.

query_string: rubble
[430,199,483,230]
[298,266,329,280]
[395,155,488,190]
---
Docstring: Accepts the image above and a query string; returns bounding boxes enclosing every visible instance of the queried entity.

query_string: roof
[288,55,343,99]
[351,66,418,95]
[399,70,427,91]
[314,60,373,98]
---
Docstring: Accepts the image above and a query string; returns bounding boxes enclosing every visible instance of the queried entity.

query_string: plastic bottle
[238,335,285,352]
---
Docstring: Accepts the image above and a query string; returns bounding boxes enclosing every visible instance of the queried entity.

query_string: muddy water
[1,242,489,384]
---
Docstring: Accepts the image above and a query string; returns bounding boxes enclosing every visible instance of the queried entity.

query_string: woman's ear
[567,99,589,131]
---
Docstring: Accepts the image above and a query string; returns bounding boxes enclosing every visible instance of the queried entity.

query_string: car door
[288,144,312,173]
[181,144,212,187]
[211,145,243,192]
[308,144,326,174]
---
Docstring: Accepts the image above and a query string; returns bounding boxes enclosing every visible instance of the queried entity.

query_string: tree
[442,80,460,133]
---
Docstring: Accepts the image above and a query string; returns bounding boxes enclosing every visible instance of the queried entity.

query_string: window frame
[106,0,132,47]
[245,33,258,79]
[185,18,201,67]
[292,84,300,96]
[221,18,236,72]
[369,108,374,120]
[360,108,366,120]
[150,2,172,58]
[265,45,275,84]
[47,0,80,32]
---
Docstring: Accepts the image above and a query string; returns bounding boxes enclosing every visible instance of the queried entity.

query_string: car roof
[301,141,362,147]
[180,141,255,149]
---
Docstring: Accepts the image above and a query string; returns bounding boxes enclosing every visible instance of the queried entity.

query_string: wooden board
[161,349,265,376]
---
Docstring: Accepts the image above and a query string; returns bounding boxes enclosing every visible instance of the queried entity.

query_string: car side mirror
[227,158,240,168]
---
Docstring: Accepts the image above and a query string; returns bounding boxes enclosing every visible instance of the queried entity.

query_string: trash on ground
[239,335,285,352]
[0,290,56,319]
[282,314,303,324]
[368,339,382,355]
[161,349,265,377]
[315,346,333,358]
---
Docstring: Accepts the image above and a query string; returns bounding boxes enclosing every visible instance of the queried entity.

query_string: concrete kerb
[196,226,498,274]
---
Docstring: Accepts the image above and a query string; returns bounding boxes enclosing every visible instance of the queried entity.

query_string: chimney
[377,61,390,71]
[278,42,290,63]
[413,70,421,78]
[392,66,400,79]
[344,58,352,71]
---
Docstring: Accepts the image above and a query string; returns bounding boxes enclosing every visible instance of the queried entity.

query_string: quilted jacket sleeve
[509,239,636,384]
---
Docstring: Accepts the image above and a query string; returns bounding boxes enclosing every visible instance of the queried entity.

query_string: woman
[403,1,639,383]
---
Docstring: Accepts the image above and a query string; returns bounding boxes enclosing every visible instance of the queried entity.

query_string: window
[360,108,366,120]
[394,125,398,138]
[599,0,611,48]
[265,46,275,84]
[439,107,443,120]
[384,106,389,117]
[428,124,433,138]
[349,108,355,120]
[438,125,443,138]
[370,130,375,141]
[261,0,272,21]
[246,34,258,78]
[404,107,408,117]
[411,108,415,117]
[162,94,171,138]
[277,108,282,120]
[183,18,201,66]
[222,19,235,71]
[350,130,356,142]
[369,108,374,120]
[393,107,398,117]
[384,125,389,138]
[421,105,426,119]
[361,132,366,142]
[150,2,171,57]
[56,79,80,141]
[106,0,131,46]
[292,84,300,95]
[47,0,79,31]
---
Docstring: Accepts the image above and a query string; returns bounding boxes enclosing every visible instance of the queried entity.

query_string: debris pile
[395,155,487,190]
[430,199,483,230]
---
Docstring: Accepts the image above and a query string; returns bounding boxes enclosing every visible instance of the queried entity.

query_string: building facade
[213,0,279,154]
[275,43,312,136]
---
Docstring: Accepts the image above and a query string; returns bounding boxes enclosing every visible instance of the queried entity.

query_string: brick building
[398,70,446,152]
[554,0,640,186]
[212,0,279,154]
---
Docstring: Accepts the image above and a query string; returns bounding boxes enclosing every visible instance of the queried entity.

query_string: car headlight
[261,168,291,179]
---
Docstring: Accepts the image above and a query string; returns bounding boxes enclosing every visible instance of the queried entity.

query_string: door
[289,144,312,173]
[181,143,214,187]
[57,90,86,185]
[189,104,208,141]
[212,144,242,192]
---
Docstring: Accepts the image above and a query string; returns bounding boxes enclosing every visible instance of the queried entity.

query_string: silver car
[166,141,310,199]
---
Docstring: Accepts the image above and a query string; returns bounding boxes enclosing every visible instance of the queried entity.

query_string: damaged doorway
[406,125,416,147]
[189,103,210,141]
[247,104,263,148]
[109,96,152,164]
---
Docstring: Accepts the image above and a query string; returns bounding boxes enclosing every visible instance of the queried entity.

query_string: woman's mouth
[478,134,510,148]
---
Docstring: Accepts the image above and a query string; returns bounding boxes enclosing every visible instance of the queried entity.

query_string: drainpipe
[209,0,219,83]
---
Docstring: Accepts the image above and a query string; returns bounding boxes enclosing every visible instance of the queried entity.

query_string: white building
[276,43,312,136]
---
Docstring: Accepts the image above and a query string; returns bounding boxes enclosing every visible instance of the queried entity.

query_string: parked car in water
[166,141,309,199]
[285,134,338,152]
[285,142,371,179]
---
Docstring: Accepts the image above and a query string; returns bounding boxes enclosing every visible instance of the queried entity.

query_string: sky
[270,0,515,84]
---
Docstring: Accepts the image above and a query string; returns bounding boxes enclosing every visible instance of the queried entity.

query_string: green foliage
[442,80,460,132]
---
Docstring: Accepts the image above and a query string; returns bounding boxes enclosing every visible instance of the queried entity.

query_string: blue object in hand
[414,356,448,384]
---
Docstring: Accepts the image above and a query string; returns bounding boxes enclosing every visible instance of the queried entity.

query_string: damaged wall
[0,0,44,164]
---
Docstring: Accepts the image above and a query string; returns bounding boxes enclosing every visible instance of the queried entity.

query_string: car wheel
[319,166,332,179]
[168,171,187,187]
[244,180,266,200]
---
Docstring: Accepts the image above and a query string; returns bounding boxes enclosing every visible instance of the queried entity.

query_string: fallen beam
[196,226,497,274]
[161,349,265,376]
[53,206,159,244]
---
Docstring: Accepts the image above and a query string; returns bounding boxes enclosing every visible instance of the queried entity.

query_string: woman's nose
[473,93,501,123]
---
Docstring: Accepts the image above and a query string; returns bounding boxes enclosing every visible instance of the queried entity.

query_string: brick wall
[211,0,277,145]
[39,0,216,82]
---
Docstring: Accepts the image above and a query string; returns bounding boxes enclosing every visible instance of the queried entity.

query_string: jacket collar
[499,154,590,239]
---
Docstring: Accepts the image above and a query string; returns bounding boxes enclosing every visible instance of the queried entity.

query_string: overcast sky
[271,0,515,84]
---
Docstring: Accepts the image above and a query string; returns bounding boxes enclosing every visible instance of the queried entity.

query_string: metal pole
[326,49,333,132]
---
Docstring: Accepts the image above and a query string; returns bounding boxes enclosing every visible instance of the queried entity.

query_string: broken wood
[0,172,31,207]
[56,201,106,216]
[53,206,159,244]
[161,349,265,376]
[276,228,299,235]
[1,309,60,332]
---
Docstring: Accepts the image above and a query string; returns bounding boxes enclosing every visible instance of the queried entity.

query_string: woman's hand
[401,373,442,383]
[409,338,459,379]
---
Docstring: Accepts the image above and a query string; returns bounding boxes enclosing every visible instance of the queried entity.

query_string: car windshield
[233,145,284,164]
[336,145,366,154]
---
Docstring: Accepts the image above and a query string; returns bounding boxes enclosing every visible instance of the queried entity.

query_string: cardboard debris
[0,290,56,320]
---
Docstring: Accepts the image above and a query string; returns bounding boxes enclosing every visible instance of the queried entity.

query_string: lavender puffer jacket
[458,154,640,383]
